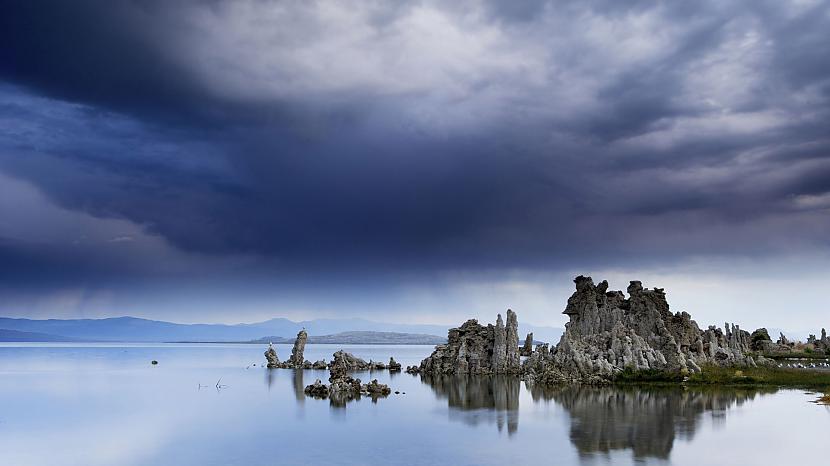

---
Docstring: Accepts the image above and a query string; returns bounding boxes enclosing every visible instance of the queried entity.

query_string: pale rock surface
[264,343,279,369]
[418,310,522,375]
[287,329,308,367]
[524,276,759,384]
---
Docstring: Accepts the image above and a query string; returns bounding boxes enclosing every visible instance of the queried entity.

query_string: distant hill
[0,316,564,343]
[250,331,446,345]
[0,328,77,342]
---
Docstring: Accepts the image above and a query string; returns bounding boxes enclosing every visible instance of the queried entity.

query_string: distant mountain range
[0,328,79,342]
[250,331,447,345]
[0,316,564,344]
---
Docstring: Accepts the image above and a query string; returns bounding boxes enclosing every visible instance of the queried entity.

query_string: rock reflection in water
[422,374,776,459]
[292,369,305,402]
[529,384,776,461]
[420,374,520,435]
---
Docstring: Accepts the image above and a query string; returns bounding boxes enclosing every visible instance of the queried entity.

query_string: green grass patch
[614,366,684,384]
[688,365,830,389]
[614,365,830,390]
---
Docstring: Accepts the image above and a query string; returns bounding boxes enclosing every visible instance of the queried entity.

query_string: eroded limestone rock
[388,357,402,371]
[287,329,307,367]
[418,310,523,375]
[264,343,280,369]
[750,328,772,351]
[524,276,758,384]
[364,379,392,395]
[306,351,393,402]
[806,328,830,354]
[304,379,329,398]
[520,332,534,357]
[330,350,371,371]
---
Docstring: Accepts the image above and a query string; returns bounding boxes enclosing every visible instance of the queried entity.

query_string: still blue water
[0,343,827,466]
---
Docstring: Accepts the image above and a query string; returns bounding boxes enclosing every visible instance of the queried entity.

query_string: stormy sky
[1,0,829,330]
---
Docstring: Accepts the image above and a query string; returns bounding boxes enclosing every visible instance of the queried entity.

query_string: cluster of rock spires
[263,331,396,401]
[264,330,402,373]
[267,276,825,387]
[807,329,830,353]
[264,330,326,369]
[411,309,523,375]
[303,350,392,401]
[524,277,765,384]
[520,333,533,357]
[413,276,806,384]
[750,327,830,355]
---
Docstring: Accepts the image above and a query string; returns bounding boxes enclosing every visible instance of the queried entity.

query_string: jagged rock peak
[525,276,758,384]
[520,332,534,357]
[264,343,280,368]
[288,329,308,367]
[418,311,523,375]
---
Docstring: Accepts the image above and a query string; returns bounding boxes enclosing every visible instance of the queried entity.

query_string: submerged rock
[304,379,329,398]
[330,350,371,371]
[364,379,392,395]
[327,350,363,397]
[388,357,402,371]
[302,351,396,403]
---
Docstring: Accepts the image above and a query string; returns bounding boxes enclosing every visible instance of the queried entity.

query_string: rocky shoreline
[267,276,828,387]
[409,276,828,384]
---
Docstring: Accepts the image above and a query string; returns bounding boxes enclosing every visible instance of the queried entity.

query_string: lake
[0,343,827,466]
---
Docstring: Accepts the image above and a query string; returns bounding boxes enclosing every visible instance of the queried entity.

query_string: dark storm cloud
[1,0,830,292]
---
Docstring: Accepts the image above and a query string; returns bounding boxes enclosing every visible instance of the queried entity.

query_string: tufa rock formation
[264,343,280,368]
[264,331,313,369]
[330,350,372,371]
[748,328,792,354]
[388,357,402,372]
[806,328,829,354]
[524,276,760,384]
[304,351,392,402]
[750,328,772,351]
[417,309,523,375]
[364,379,392,396]
[520,332,534,357]
[304,379,329,397]
[287,329,308,367]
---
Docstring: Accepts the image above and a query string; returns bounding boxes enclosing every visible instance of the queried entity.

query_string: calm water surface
[1,343,827,466]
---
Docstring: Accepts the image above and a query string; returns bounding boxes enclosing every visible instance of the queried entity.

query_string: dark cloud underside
[1,0,829,320]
